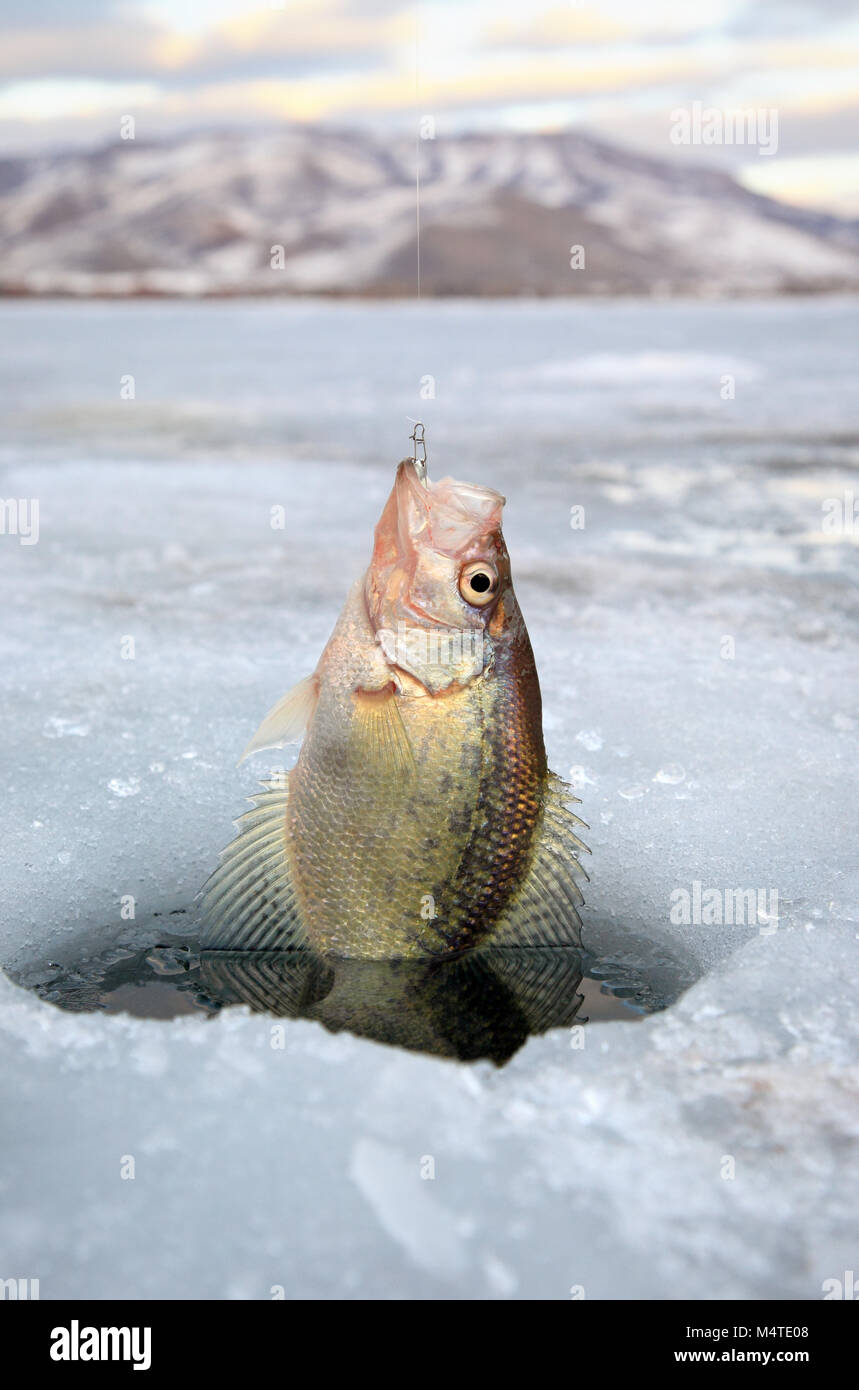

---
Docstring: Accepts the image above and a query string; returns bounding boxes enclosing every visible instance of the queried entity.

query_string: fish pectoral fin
[482,772,590,949]
[350,684,415,780]
[239,674,319,763]
[199,778,308,950]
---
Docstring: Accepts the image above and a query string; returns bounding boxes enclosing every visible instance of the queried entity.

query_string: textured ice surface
[0,298,857,1298]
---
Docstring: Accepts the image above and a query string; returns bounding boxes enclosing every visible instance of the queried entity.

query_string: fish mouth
[398,460,506,557]
[372,459,506,568]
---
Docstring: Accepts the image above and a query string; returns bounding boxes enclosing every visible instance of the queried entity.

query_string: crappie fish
[202,458,588,958]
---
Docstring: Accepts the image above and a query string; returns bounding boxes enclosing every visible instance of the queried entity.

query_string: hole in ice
[5,909,698,1065]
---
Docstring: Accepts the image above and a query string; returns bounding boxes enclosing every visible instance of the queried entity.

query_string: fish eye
[459,562,499,607]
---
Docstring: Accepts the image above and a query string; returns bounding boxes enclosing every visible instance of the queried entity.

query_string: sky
[0,0,857,214]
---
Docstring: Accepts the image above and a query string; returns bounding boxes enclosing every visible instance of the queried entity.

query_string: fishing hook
[408,420,428,484]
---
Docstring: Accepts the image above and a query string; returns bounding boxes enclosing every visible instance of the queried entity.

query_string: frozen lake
[0,297,857,1299]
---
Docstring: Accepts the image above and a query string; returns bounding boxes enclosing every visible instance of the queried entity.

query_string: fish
[201,457,588,959]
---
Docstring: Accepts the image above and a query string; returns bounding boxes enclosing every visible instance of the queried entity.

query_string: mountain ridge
[0,124,856,297]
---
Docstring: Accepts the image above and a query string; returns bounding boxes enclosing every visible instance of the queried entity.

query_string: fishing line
[407,1,427,482]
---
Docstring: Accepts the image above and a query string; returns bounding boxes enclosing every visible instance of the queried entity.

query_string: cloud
[0,3,405,84]
[0,0,123,25]
[481,1,737,50]
[148,50,740,127]
[740,150,859,214]
[0,21,166,83]
[483,7,630,50]
[728,0,859,37]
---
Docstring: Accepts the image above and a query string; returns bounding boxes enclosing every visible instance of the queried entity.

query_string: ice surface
[0,297,857,1298]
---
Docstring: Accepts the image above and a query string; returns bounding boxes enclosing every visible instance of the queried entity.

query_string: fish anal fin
[200,779,308,950]
[239,674,319,763]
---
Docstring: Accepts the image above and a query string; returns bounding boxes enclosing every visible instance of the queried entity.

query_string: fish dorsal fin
[200,779,307,950]
[350,686,415,779]
[483,773,590,948]
[239,674,319,763]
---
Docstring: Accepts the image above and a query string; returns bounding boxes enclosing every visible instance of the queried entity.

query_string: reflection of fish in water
[199,948,587,1064]
[202,455,588,958]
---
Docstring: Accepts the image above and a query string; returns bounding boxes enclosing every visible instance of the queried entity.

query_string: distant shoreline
[1,283,856,301]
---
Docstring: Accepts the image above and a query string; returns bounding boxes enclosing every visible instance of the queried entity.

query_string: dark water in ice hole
[9,908,686,1065]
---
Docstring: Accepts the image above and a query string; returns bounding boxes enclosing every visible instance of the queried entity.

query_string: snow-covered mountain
[1,125,857,297]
